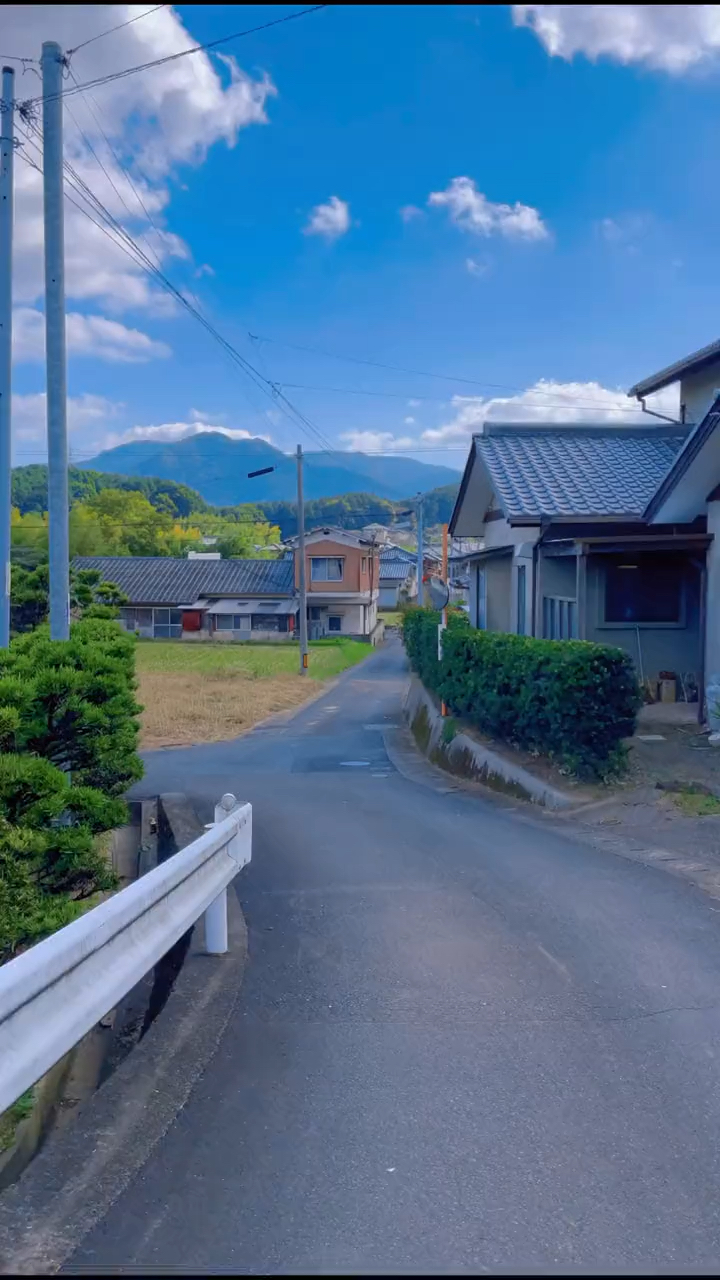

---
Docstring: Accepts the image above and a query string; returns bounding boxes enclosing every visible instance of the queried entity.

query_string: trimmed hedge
[0,616,143,961]
[403,608,640,780]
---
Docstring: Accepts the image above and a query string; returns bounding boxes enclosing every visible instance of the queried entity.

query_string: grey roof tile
[380,558,414,579]
[476,425,689,519]
[73,556,294,604]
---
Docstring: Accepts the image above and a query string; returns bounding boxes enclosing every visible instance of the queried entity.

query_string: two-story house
[294,527,381,640]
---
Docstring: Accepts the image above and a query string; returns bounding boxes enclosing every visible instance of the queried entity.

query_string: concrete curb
[0,800,249,1276]
[404,676,575,811]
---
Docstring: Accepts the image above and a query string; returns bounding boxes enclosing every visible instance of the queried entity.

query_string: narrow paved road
[71,641,720,1273]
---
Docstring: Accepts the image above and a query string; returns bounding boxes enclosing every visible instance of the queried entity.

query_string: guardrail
[0,793,251,1116]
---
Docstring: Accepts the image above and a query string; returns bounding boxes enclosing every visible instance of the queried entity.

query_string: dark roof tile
[73,556,294,604]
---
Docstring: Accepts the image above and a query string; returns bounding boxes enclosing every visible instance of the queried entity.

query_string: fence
[0,793,251,1115]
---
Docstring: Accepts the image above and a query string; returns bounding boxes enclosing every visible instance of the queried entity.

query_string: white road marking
[340,761,370,767]
[537,943,571,981]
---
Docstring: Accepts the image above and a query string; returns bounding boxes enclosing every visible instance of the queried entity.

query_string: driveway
[69,640,720,1273]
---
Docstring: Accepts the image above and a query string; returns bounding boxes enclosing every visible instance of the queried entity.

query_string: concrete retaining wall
[404,676,574,810]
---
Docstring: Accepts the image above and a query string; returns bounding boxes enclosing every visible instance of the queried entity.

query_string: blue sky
[9,4,720,472]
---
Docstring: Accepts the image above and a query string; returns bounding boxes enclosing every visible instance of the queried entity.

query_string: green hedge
[403,608,640,780]
[0,617,143,961]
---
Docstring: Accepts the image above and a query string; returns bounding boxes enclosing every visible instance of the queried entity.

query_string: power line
[67,5,168,56]
[15,126,337,454]
[22,6,330,107]
[253,333,653,414]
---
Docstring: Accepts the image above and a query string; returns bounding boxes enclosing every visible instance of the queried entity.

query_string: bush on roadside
[0,616,143,961]
[403,607,640,780]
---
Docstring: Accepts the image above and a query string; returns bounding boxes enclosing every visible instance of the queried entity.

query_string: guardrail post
[204,793,237,955]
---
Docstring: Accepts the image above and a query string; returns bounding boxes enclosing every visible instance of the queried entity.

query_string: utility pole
[296,444,308,673]
[42,42,69,640]
[416,492,424,608]
[0,66,14,648]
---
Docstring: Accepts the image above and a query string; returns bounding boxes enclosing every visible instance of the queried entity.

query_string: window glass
[516,565,526,636]
[328,615,342,632]
[311,557,343,582]
[605,559,682,624]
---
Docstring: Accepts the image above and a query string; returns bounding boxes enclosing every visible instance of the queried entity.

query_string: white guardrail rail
[0,793,251,1116]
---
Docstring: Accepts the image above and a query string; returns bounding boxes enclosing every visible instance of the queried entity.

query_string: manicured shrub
[0,616,143,960]
[403,608,640,780]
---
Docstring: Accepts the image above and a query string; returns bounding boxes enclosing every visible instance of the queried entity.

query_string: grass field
[135,639,370,749]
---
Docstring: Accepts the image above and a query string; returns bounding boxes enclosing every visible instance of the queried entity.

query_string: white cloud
[303,196,351,240]
[340,430,416,453]
[404,416,416,425]
[102,421,270,449]
[428,177,549,241]
[13,307,171,363]
[512,5,720,74]
[598,213,651,248]
[7,4,275,314]
[12,392,123,455]
[421,380,680,445]
[399,204,424,223]
[345,380,680,454]
[466,256,490,277]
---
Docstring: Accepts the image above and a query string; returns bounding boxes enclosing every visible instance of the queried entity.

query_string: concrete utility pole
[42,42,70,640]
[0,66,14,648]
[296,444,309,673]
[416,492,424,608]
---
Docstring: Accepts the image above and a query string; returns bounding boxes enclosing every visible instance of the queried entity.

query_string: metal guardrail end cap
[220,793,238,813]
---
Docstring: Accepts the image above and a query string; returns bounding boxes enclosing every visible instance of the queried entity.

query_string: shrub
[0,616,143,794]
[0,616,143,960]
[403,607,640,780]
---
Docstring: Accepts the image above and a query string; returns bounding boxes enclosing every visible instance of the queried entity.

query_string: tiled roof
[73,556,294,604]
[380,558,414,580]
[476,424,689,519]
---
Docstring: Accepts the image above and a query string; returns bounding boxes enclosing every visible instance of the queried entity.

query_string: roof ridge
[478,422,686,439]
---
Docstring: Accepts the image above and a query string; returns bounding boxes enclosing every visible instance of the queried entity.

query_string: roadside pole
[42,42,70,640]
[296,443,309,673]
[416,492,423,609]
[0,66,14,648]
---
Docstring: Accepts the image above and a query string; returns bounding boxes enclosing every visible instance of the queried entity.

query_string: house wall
[308,600,376,637]
[585,554,702,684]
[484,516,540,550]
[296,539,380,594]
[379,583,401,608]
[485,557,512,632]
[211,627,294,643]
[681,366,720,425]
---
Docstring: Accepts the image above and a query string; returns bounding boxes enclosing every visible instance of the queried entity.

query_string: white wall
[484,516,540,550]
[681,367,720,425]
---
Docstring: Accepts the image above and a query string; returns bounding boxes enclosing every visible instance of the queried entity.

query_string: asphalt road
[69,640,720,1273]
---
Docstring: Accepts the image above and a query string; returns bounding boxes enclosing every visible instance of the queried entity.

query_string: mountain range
[81,434,461,505]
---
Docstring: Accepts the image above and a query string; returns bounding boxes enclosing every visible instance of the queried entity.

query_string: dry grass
[138,670,323,749]
[135,639,370,748]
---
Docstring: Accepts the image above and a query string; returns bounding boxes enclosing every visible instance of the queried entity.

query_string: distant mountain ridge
[81,432,460,505]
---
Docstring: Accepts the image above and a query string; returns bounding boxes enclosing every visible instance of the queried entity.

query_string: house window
[543,597,577,640]
[215,614,251,630]
[252,614,289,632]
[361,557,367,573]
[120,607,152,632]
[310,556,343,582]
[604,559,682,624]
[328,615,342,632]
[516,564,527,636]
[153,607,182,639]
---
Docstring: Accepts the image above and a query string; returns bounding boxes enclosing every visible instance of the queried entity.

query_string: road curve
[69,640,720,1273]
